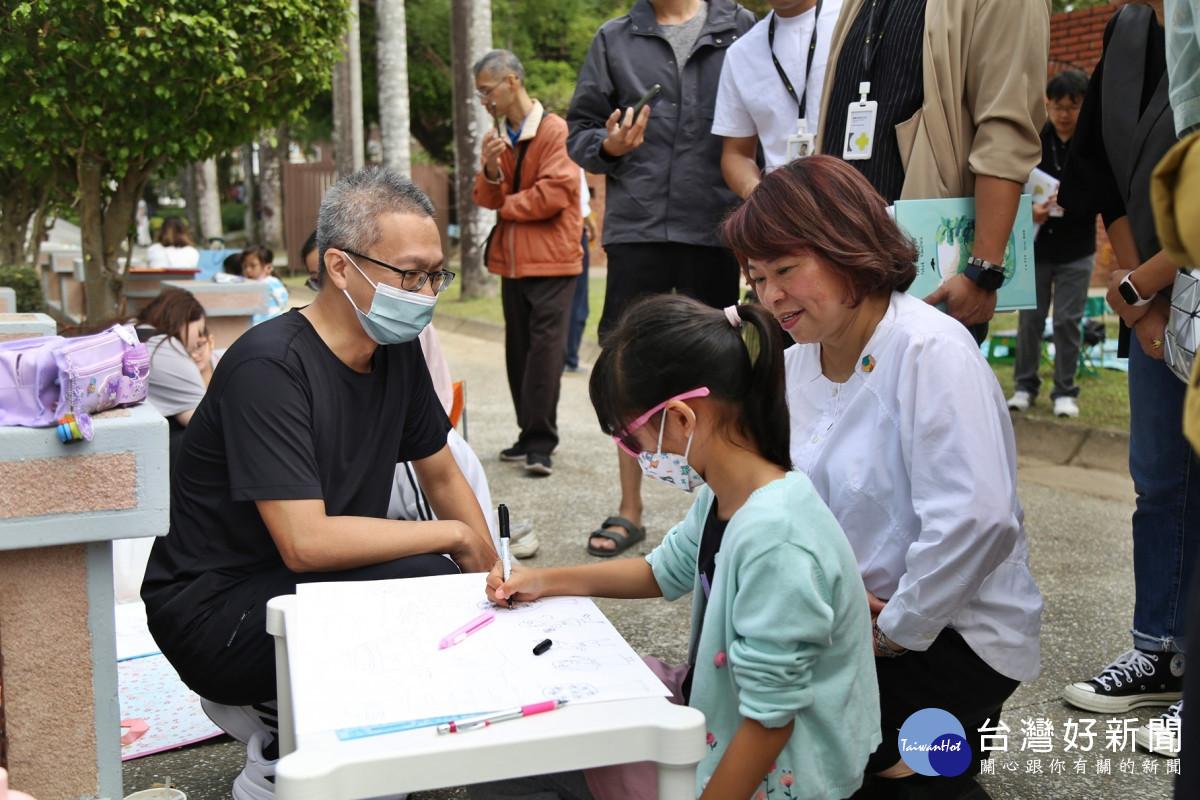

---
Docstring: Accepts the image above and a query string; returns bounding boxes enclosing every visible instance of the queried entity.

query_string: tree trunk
[257,126,286,255]
[376,0,412,174]
[450,0,495,299]
[0,217,27,265]
[77,157,117,323]
[181,165,199,236]
[195,157,224,247]
[77,154,152,322]
[332,0,365,177]
[242,144,258,244]
[29,200,49,272]
[0,183,38,265]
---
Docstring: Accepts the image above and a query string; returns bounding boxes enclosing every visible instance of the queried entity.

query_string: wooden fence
[282,162,450,274]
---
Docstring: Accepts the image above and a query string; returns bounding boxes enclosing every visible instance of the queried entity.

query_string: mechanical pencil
[436,699,568,734]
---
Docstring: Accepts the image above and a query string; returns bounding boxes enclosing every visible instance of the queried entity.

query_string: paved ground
[120,314,1177,800]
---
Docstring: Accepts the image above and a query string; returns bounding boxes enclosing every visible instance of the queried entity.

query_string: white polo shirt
[785,292,1042,682]
[711,1,840,171]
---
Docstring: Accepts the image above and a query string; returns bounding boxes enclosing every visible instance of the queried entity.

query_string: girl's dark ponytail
[590,294,792,473]
[730,302,791,472]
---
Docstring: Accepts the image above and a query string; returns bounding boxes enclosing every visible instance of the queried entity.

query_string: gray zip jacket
[567,0,757,248]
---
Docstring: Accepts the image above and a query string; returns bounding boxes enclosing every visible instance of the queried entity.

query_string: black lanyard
[767,0,823,121]
[861,0,895,84]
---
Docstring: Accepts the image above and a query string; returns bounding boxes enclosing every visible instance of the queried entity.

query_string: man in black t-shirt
[141,168,497,800]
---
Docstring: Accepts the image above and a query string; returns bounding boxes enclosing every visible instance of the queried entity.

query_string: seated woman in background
[723,156,1043,800]
[112,288,212,601]
[146,215,200,270]
[134,289,212,460]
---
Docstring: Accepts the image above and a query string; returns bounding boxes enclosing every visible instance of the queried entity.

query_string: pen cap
[498,503,510,533]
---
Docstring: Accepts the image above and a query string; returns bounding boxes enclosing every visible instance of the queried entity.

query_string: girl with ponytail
[478,293,880,800]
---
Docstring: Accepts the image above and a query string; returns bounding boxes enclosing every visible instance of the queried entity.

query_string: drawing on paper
[289,572,672,736]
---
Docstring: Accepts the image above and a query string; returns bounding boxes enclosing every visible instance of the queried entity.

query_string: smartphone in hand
[630,84,663,119]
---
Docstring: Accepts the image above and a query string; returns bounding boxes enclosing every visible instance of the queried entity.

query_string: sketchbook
[894,194,1036,312]
[290,573,672,738]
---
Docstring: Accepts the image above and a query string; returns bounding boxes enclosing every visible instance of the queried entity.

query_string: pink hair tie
[723,305,742,328]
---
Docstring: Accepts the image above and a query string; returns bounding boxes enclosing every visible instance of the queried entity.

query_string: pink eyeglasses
[612,387,710,457]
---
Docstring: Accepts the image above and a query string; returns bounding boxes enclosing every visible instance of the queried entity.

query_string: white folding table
[267,594,707,799]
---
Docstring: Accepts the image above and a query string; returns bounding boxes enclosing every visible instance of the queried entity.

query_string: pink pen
[436,699,568,734]
[437,610,495,649]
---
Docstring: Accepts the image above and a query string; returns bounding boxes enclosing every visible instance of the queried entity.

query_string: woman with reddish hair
[724,156,1043,799]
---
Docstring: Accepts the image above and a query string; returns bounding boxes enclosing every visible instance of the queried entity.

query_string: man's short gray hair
[316,166,436,274]
[473,49,524,84]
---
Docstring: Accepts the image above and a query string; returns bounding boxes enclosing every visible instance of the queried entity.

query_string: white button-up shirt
[786,292,1042,681]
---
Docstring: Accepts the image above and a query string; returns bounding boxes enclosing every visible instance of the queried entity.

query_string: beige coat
[817,0,1051,199]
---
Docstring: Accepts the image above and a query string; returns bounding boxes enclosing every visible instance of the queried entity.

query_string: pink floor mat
[118,653,224,760]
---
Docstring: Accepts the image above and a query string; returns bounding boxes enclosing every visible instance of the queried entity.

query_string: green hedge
[221,202,245,233]
[0,264,46,313]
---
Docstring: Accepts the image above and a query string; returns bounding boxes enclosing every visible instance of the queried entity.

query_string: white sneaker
[231,731,277,800]
[509,518,540,559]
[1053,396,1080,418]
[231,730,410,800]
[1007,390,1032,412]
[1134,700,1183,756]
[201,698,278,745]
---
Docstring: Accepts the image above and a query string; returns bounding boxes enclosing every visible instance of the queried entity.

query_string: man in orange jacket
[473,49,582,477]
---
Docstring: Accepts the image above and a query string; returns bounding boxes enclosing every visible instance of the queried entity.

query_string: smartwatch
[962,257,1005,292]
[1118,273,1152,307]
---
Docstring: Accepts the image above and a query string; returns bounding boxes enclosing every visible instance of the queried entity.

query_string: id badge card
[786,130,815,162]
[842,99,878,160]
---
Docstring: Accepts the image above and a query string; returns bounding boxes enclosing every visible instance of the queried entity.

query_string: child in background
[222,251,244,277]
[241,245,289,324]
[478,294,880,800]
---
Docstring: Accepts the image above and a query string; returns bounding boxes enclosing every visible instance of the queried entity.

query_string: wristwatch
[962,257,1005,292]
[1118,273,1152,307]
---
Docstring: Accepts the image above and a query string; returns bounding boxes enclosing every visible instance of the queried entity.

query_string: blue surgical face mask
[342,255,437,345]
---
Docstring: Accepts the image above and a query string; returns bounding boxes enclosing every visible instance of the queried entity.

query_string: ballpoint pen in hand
[499,503,512,608]
[436,699,568,734]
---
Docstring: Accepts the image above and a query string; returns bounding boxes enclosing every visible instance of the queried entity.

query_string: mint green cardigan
[646,472,881,800]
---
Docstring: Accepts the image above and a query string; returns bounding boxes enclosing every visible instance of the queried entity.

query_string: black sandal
[586,516,646,557]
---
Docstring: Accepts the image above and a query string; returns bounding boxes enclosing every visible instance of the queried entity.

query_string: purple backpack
[0,324,150,442]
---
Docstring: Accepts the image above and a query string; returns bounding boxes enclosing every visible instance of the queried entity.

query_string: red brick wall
[1049,4,1113,76]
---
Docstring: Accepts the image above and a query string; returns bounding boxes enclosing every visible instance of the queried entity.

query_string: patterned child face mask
[613,388,710,493]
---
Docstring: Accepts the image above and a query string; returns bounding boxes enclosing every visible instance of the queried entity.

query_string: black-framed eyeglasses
[305,276,321,292]
[476,76,512,100]
[341,249,456,294]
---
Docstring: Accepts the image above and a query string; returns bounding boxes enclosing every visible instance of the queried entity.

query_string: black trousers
[851,629,1020,800]
[598,243,740,347]
[500,274,576,455]
[156,554,460,706]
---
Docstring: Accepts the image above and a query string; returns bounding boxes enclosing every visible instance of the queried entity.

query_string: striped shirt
[822,0,927,202]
